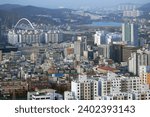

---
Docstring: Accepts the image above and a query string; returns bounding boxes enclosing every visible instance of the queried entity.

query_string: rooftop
[98,66,118,72]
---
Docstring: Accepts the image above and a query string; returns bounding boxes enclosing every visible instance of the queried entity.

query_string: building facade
[128,48,150,75]
[94,31,106,45]
[98,72,141,96]
[71,75,98,100]
[8,29,44,45]
[27,89,63,100]
[139,65,150,87]
[122,23,138,46]
[123,10,143,17]
[45,30,63,43]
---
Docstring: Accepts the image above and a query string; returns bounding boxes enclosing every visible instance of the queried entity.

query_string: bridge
[14,18,35,30]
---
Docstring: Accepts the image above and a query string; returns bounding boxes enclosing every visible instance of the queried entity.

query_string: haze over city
[0,0,150,8]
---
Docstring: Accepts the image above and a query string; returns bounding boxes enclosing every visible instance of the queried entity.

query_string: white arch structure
[14,18,35,30]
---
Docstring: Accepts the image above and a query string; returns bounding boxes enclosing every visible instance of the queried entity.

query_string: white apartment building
[123,10,143,17]
[94,31,106,45]
[8,29,43,45]
[71,75,98,100]
[98,72,142,96]
[95,92,133,100]
[128,48,150,75]
[98,73,122,96]
[133,91,150,100]
[45,30,63,43]
[123,76,141,92]
[95,84,150,100]
[132,84,150,100]
[106,33,121,44]
[7,30,18,45]
[68,72,150,100]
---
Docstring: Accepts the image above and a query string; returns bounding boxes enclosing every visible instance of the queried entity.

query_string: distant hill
[138,2,150,19]
[0,4,72,17]
[11,5,72,17]
[0,4,91,27]
[139,2,150,12]
[0,4,23,10]
[0,4,72,26]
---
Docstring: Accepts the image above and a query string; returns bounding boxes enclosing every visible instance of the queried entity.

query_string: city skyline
[0,0,149,9]
[1,0,150,102]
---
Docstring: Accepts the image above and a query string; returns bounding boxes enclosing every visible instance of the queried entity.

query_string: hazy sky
[0,0,149,8]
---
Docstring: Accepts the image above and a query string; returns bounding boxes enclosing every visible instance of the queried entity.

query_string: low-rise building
[64,91,76,100]
[27,89,63,100]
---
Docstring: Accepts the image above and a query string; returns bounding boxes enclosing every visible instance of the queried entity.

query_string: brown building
[122,46,139,62]
[0,80,28,99]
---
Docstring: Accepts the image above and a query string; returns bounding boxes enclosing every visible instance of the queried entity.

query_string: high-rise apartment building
[118,4,137,11]
[8,29,44,45]
[128,48,150,75]
[65,72,150,100]
[45,30,63,43]
[74,36,87,61]
[94,31,106,45]
[7,30,18,45]
[106,32,121,44]
[74,40,83,61]
[98,44,110,59]
[122,23,138,46]
[98,72,141,96]
[109,44,123,63]
[71,75,98,100]
[123,10,143,17]
[81,36,87,51]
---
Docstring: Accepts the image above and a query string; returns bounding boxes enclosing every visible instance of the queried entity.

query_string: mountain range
[0,4,89,27]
